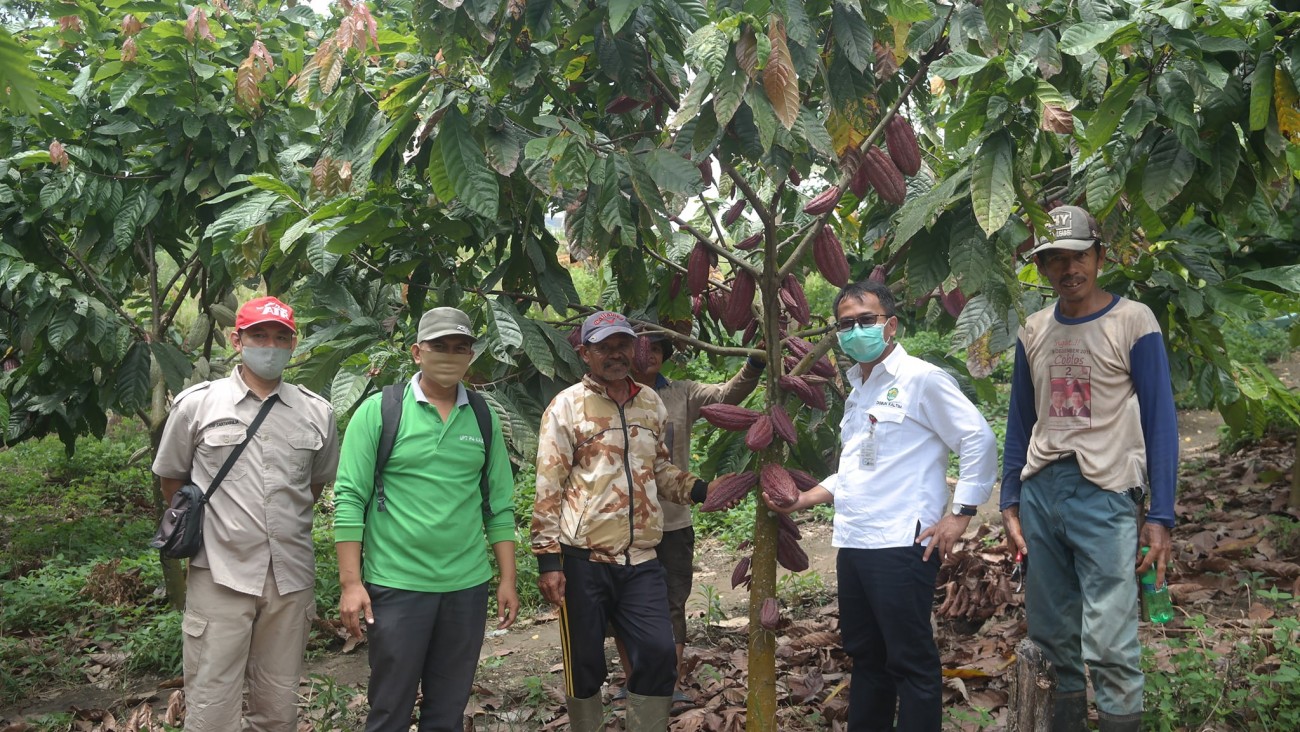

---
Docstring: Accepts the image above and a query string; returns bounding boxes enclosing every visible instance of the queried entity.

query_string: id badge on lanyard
[859,414,878,470]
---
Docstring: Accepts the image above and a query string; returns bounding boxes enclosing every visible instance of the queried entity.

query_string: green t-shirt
[333,380,516,593]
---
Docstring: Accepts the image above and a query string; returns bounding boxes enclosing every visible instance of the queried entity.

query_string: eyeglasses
[835,314,889,332]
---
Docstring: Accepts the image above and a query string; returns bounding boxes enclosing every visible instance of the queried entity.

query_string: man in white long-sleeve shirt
[766,280,997,732]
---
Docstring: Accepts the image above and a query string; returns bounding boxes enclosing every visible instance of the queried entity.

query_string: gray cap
[1028,205,1100,257]
[581,311,636,344]
[417,307,477,343]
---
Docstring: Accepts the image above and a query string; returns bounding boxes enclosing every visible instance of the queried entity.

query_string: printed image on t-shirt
[1047,369,1091,430]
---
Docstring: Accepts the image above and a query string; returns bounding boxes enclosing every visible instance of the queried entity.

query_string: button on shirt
[820,345,997,549]
[153,367,340,596]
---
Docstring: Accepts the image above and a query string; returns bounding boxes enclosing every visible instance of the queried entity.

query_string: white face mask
[242,347,292,380]
[420,350,473,388]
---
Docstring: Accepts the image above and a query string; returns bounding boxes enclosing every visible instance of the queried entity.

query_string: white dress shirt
[820,345,997,549]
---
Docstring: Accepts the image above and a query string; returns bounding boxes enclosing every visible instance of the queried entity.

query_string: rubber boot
[625,691,672,732]
[1051,690,1089,732]
[566,693,604,732]
[1097,710,1143,732]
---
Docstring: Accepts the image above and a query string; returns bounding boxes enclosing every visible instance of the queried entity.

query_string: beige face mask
[420,350,473,388]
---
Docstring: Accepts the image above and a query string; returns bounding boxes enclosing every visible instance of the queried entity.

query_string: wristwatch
[951,504,978,516]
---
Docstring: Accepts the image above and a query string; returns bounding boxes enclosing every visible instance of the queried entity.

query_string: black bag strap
[372,383,405,513]
[202,394,279,503]
[466,389,495,521]
[372,383,496,521]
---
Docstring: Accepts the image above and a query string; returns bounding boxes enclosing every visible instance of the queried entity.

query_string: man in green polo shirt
[334,306,519,732]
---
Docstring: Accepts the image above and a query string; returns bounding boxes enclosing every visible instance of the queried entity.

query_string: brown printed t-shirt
[152,368,340,596]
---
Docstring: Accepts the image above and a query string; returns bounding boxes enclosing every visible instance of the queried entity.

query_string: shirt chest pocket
[287,431,323,483]
[197,428,250,483]
[865,405,907,461]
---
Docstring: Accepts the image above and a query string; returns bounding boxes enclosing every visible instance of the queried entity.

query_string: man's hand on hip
[917,514,973,562]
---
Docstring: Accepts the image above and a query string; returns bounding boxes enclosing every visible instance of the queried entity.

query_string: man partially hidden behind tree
[152,296,340,731]
[1001,206,1178,731]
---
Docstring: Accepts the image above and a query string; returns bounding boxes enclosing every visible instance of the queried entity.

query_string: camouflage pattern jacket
[531,374,705,571]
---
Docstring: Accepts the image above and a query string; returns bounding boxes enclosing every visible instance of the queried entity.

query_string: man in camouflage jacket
[532,311,716,732]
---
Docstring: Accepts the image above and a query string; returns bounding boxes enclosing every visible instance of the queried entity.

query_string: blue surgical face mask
[242,346,292,380]
[838,323,889,363]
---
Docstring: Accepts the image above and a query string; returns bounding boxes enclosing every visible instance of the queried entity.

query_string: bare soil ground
[4,352,1298,730]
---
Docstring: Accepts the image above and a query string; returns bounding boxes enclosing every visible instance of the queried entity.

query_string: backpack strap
[373,383,405,514]
[466,389,495,521]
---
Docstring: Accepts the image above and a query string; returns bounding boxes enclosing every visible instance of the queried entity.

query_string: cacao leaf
[763,16,800,130]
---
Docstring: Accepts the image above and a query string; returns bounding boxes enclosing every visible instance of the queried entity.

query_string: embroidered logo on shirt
[886,387,899,401]
[459,435,485,444]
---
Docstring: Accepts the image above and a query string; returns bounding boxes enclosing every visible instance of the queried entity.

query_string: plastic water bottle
[1140,547,1174,624]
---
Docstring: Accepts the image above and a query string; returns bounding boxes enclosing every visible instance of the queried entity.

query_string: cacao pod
[813,226,851,287]
[862,146,906,206]
[702,471,758,512]
[634,335,654,374]
[941,286,967,318]
[668,273,683,300]
[210,303,237,328]
[746,415,774,451]
[802,186,842,215]
[788,167,802,185]
[850,162,871,200]
[731,556,752,589]
[778,375,828,411]
[760,597,780,630]
[761,463,799,509]
[723,199,747,226]
[776,511,802,540]
[777,530,810,572]
[698,159,713,188]
[723,270,756,332]
[736,232,763,250]
[604,95,642,114]
[783,354,801,373]
[787,468,819,492]
[780,275,810,325]
[700,404,762,431]
[869,264,888,284]
[786,336,813,359]
[885,115,922,176]
[742,318,760,345]
[687,243,711,295]
[706,290,726,321]
[769,404,797,445]
[566,326,583,350]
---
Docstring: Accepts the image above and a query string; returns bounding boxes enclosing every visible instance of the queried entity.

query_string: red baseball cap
[236,296,296,333]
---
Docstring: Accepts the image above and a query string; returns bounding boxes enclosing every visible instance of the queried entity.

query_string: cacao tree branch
[669,213,761,278]
[627,317,764,360]
[60,242,150,342]
[160,254,206,333]
[720,160,773,230]
[777,6,954,282]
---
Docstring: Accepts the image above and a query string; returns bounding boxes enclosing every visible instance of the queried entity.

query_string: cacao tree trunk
[1008,637,1056,732]
[745,226,784,731]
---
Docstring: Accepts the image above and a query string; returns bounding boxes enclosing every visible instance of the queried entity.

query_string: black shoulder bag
[151,395,279,560]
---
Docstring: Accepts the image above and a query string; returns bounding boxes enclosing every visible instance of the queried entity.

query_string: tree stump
[1008,637,1055,732]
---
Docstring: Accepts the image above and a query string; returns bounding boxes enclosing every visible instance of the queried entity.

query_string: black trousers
[837,546,942,732]
[559,550,676,699]
[363,582,489,732]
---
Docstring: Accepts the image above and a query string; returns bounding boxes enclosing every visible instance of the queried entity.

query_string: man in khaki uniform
[153,296,340,731]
